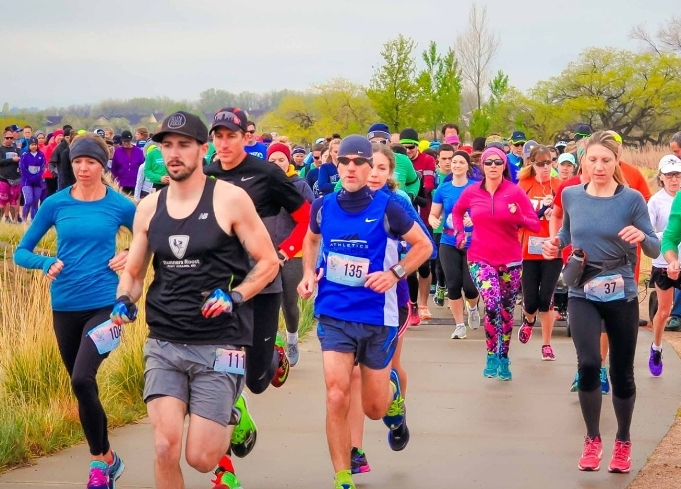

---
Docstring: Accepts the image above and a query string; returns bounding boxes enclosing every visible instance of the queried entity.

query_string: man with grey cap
[113,111,279,489]
[298,135,432,489]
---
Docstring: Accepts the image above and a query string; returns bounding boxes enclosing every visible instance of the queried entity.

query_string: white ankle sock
[652,343,662,352]
[287,332,298,344]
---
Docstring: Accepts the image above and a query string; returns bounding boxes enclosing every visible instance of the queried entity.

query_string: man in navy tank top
[298,135,433,489]
[111,111,280,489]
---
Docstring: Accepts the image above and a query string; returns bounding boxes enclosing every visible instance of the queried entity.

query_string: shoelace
[88,468,108,486]
[542,346,554,357]
[583,437,601,458]
[611,441,631,462]
[386,396,405,417]
[653,350,662,365]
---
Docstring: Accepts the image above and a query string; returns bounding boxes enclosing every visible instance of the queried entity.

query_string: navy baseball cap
[10,124,20,132]
[510,130,527,144]
[574,124,593,141]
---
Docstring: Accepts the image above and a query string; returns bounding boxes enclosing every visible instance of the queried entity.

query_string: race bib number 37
[326,252,370,287]
[214,348,245,375]
[88,320,122,355]
[584,274,625,302]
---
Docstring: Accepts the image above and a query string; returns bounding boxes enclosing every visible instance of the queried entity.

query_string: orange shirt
[620,160,651,202]
[518,176,563,261]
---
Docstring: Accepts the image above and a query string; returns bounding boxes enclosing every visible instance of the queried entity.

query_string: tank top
[145,178,253,345]
[315,190,400,327]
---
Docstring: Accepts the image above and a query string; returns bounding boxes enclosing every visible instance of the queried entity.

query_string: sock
[613,394,636,442]
[456,322,465,328]
[652,342,662,351]
[525,316,536,325]
[217,454,235,474]
[287,331,298,345]
[468,304,477,311]
[578,388,602,439]
[335,469,353,484]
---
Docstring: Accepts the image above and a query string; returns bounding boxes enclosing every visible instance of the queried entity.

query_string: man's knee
[186,448,221,473]
[154,430,183,468]
[326,384,350,415]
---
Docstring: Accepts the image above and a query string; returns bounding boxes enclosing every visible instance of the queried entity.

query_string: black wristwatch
[390,264,407,279]
[229,290,244,305]
[277,251,288,263]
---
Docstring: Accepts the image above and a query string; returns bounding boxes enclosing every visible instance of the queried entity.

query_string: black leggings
[431,233,444,287]
[280,258,303,334]
[521,259,563,314]
[439,244,478,300]
[245,293,282,394]
[569,297,638,398]
[53,306,113,456]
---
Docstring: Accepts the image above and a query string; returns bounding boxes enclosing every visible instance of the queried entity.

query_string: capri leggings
[280,258,303,334]
[408,259,431,302]
[521,259,563,314]
[439,244,478,300]
[469,262,522,358]
[431,233,444,287]
[53,306,113,456]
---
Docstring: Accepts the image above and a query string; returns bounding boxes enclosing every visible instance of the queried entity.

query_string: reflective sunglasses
[337,156,373,166]
[483,159,505,166]
[534,161,552,168]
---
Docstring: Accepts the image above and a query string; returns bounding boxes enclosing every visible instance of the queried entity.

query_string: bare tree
[455,4,501,110]
[631,17,681,54]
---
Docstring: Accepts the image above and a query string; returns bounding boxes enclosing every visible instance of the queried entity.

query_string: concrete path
[1,305,680,489]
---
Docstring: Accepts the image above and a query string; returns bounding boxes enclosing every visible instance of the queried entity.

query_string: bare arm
[297,229,322,299]
[116,194,156,303]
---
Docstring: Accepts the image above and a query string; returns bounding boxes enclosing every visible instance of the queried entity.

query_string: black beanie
[399,128,419,144]
[453,150,471,165]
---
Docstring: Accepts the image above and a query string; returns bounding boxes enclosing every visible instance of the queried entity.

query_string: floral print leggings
[468,262,523,358]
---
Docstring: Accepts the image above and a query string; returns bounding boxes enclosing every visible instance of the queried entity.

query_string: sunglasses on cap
[483,159,505,166]
[337,156,372,166]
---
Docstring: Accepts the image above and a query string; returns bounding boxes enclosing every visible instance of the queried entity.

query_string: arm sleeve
[299,180,315,203]
[389,194,436,258]
[272,169,310,256]
[633,170,652,202]
[422,158,436,195]
[432,186,443,205]
[402,157,420,198]
[662,194,681,255]
[13,202,57,274]
[631,192,660,258]
[557,196,572,248]
[18,154,28,174]
[648,200,664,240]
[134,165,144,200]
[121,199,136,231]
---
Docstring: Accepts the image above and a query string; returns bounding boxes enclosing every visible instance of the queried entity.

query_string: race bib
[528,237,549,255]
[326,252,370,287]
[87,320,122,355]
[214,348,245,375]
[28,165,41,174]
[584,274,625,302]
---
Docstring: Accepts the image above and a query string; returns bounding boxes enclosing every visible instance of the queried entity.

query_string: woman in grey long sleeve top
[543,131,659,474]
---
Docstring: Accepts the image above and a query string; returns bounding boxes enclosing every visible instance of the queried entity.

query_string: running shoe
[649,345,663,377]
[429,284,436,295]
[351,447,371,474]
[334,477,356,489]
[409,303,420,327]
[468,306,480,330]
[271,332,290,387]
[451,324,467,339]
[87,461,109,489]
[600,366,610,395]
[483,353,498,378]
[541,345,556,361]
[108,452,125,489]
[231,393,257,458]
[518,316,534,344]
[418,305,432,321]
[497,357,512,381]
[570,371,579,392]
[434,285,446,307]
[388,407,410,451]
[578,436,603,471]
[287,339,300,367]
[212,468,244,489]
[608,439,632,473]
[665,316,681,331]
[382,369,405,430]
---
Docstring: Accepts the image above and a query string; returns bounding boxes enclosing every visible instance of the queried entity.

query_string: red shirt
[411,152,436,225]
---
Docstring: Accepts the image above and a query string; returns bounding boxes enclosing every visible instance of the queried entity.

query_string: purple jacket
[20,151,46,187]
[111,146,145,188]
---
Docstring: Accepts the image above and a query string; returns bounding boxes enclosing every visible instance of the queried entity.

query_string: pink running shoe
[409,303,420,327]
[578,436,603,471]
[608,439,632,473]
[541,345,556,361]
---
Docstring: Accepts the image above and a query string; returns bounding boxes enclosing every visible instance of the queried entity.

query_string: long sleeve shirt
[317,162,340,195]
[143,147,167,185]
[19,151,46,187]
[134,163,154,201]
[111,146,145,188]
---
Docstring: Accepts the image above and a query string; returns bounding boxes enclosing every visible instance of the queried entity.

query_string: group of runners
[9,105,681,488]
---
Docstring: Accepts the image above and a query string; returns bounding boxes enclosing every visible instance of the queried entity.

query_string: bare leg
[147,396,188,489]
[348,366,365,450]
[323,351,355,472]
[652,286,673,347]
[541,310,556,345]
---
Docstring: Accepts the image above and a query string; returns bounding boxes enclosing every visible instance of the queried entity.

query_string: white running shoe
[451,324,467,339]
[468,306,480,330]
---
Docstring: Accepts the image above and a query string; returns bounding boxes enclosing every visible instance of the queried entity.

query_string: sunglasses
[374,139,389,145]
[512,142,525,147]
[337,156,372,166]
[551,157,558,162]
[403,145,417,150]
[313,156,320,160]
[483,159,505,166]
[4,136,12,140]
[534,161,551,168]
[246,130,256,134]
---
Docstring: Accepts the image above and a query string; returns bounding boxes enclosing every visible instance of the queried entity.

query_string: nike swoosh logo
[264,336,272,342]
[241,176,255,181]
[365,218,377,223]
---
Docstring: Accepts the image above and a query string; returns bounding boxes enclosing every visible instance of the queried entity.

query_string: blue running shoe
[483,353,498,378]
[498,357,512,381]
[382,369,405,430]
[600,366,610,394]
[570,371,579,392]
[108,452,125,489]
[87,461,109,489]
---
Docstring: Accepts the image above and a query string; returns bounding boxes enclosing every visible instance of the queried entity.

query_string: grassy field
[0,221,315,470]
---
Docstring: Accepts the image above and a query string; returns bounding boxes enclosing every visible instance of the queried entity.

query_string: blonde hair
[518,145,552,180]
[585,131,627,186]
[136,126,150,139]
[371,142,398,191]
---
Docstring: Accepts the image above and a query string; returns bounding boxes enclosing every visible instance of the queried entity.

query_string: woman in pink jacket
[453,146,540,381]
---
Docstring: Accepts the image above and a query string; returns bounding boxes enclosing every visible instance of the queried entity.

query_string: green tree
[467,70,517,138]
[367,35,420,131]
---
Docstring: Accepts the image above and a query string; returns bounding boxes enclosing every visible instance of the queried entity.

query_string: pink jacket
[453,179,540,267]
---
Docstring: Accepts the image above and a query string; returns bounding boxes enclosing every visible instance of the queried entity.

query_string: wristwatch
[277,250,289,263]
[390,264,407,279]
[229,290,244,306]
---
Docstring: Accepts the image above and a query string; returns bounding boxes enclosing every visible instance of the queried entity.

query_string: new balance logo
[198,213,208,220]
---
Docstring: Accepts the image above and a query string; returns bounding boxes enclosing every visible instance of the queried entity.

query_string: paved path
[1,305,680,489]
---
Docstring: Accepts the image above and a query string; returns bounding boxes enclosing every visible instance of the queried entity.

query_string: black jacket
[0,145,21,182]
[51,140,75,190]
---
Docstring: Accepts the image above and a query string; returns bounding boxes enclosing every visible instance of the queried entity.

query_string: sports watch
[390,264,407,279]
[229,290,244,305]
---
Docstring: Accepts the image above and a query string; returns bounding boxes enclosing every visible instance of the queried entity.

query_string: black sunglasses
[313,156,320,160]
[246,130,256,134]
[337,156,372,166]
[4,136,12,140]
[483,159,505,166]
[403,144,417,150]
[551,157,558,161]
[534,161,551,168]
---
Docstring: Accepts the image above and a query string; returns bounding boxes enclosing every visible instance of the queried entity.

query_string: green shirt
[662,192,681,255]
[395,153,420,198]
[143,148,167,185]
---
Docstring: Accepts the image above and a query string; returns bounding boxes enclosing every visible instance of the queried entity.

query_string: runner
[367,123,420,199]
[430,144,450,308]
[452,146,540,380]
[14,133,134,489]
[0,128,22,222]
[429,147,480,338]
[111,111,279,489]
[19,136,46,223]
[516,145,563,360]
[317,138,341,196]
[204,107,311,458]
[267,142,315,366]
[557,152,576,181]
[543,131,659,474]
[647,154,681,376]
[111,130,145,195]
[244,121,268,159]
[298,135,432,489]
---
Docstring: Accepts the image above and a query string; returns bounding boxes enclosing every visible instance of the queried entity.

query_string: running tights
[22,185,42,220]
[245,293,282,394]
[569,297,638,441]
[53,306,113,456]
[280,258,303,334]
[521,259,563,314]
[469,262,522,358]
[439,244,478,300]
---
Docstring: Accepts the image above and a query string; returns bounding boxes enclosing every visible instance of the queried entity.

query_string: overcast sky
[4,0,676,109]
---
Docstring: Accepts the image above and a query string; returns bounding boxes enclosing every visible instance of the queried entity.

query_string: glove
[201,289,234,318]
[110,295,138,325]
